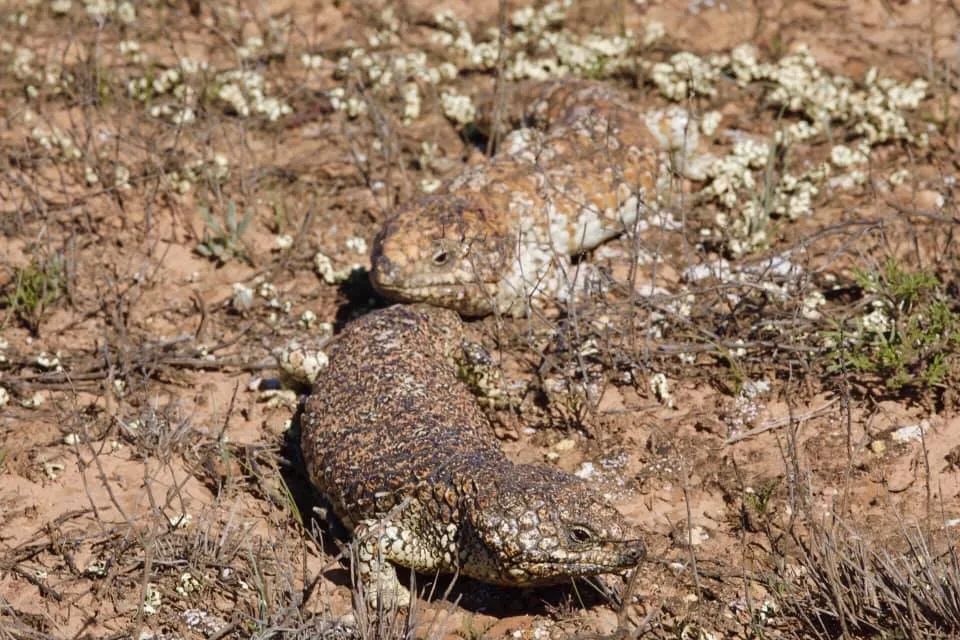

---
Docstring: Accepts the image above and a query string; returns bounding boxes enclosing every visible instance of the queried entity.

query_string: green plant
[825,259,960,402]
[2,254,65,335]
[741,478,781,533]
[196,200,255,265]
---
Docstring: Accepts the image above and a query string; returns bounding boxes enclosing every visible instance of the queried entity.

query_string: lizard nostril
[626,541,646,564]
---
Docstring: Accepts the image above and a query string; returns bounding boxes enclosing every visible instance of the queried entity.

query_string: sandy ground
[2,1,960,638]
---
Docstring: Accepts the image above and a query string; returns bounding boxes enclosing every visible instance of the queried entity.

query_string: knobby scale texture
[370,81,708,316]
[301,304,645,606]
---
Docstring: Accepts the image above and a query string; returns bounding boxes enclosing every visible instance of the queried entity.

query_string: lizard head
[370,193,517,317]
[464,466,646,585]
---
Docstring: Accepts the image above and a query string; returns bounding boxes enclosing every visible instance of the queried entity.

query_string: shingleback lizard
[300,304,645,607]
[370,81,710,316]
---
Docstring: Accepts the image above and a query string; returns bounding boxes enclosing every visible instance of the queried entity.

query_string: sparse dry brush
[1,0,960,638]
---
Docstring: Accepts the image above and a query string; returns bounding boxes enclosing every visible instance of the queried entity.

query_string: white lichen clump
[328,1,644,122]
[126,59,291,124]
[646,51,720,100]
[727,379,771,435]
[689,44,927,255]
[215,70,293,121]
[440,90,477,125]
[861,301,891,336]
[313,252,361,285]
[308,6,932,259]
[649,373,674,408]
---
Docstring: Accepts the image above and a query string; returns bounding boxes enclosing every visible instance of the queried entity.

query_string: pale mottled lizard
[370,81,709,316]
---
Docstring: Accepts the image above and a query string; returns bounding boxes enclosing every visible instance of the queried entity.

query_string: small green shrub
[2,254,66,335]
[824,259,960,403]
[196,200,255,265]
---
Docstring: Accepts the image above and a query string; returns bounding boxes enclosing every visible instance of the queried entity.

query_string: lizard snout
[370,252,397,286]
[623,539,646,565]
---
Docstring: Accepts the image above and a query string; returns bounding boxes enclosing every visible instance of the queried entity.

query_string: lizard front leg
[352,517,459,610]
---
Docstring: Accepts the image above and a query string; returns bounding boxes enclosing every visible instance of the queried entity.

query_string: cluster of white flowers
[770,167,828,219]
[400,82,421,123]
[330,44,458,121]
[861,301,892,335]
[727,378,770,435]
[257,285,292,315]
[887,167,910,186]
[856,70,928,145]
[717,43,927,147]
[142,583,162,615]
[646,51,720,100]
[10,47,36,80]
[127,58,202,124]
[30,125,82,160]
[113,163,131,190]
[161,153,229,195]
[676,43,929,255]
[329,0,651,124]
[300,52,324,70]
[83,0,136,24]
[10,46,73,97]
[830,142,870,168]
[326,87,367,118]
[117,39,146,65]
[299,309,317,329]
[235,36,264,61]
[435,2,636,80]
[175,571,201,597]
[339,48,457,87]
[642,20,666,46]
[126,58,290,124]
[313,251,362,285]
[538,31,635,78]
[22,391,46,409]
[51,0,72,15]
[215,69,292,121]
[420,178,442,193]
[702,138,816,254]
[801,290,826,320]
[344,236,368,254]
[700,110,722,136]
[440,90,476,125]
[649,372,674,407]
[706,139,771,207]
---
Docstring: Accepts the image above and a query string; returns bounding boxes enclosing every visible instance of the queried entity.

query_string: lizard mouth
[497,542,647,585]
[368,266,501,315]
[377,285,498,317]
[498,561,642,586]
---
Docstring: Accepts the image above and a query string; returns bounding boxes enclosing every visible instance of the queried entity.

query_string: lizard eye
[432,249,450,266]
[568,525,596,544]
